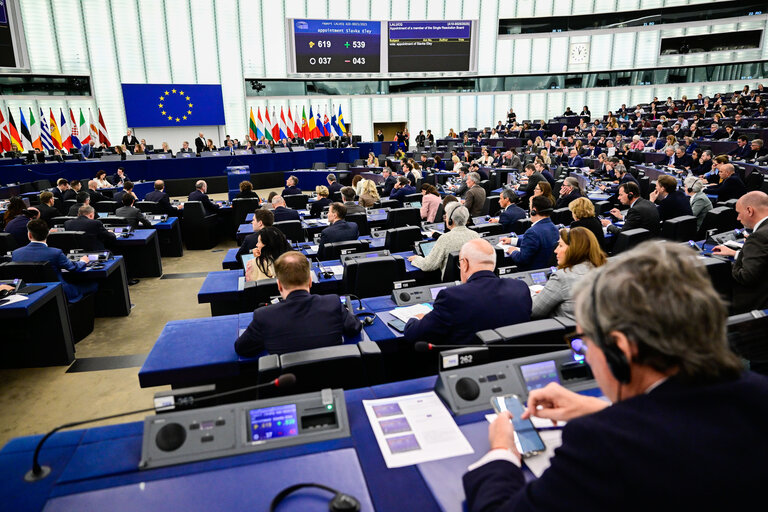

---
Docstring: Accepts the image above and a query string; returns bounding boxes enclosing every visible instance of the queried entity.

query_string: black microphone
[314,256,333,279]
[25,373,296,482]
[414,341,566,353]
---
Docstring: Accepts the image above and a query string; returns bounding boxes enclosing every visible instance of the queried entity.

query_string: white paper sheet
[328,265,344,276]
[363,391,474,468]
[389,303,433,323]
[0,294,29,307]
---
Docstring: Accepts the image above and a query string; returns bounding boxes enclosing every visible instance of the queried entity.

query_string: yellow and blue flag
[121,84,225,127]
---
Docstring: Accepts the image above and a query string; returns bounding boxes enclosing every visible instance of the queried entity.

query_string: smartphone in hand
[490,394,546,458]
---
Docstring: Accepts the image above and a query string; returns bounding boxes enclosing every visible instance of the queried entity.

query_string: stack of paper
[390,303,433,322]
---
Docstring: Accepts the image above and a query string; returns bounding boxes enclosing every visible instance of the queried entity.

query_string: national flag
[60,109,73,151]
[248,107,258,141]
[88,109,99,145]
[264,107,274,141]
[308,106,317,140]
[97,108,111,146]
[256,107,265,140]
[280,107,291,139]
[316,108,325,137]
[338,105,347,135]
[40,109,53,150]
[49,109,62,149]
[18,108,33,149]
[330,105,341,137]
[0,109,11,152]
[29,109,42,150]
[69,109,82,148]
[301,106,309,140]
[8,109,23,151]
[78,109,90,145]
[286,107,295,139]
[292,106,301,140]
[271,107,280,141]
[323,108,332,137]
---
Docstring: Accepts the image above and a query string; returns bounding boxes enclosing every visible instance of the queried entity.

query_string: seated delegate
[237,208,275,262]
[463,241,768,512]
[488,189,526,232]
[188,180,221,214]
[404,239,531,345]
[683,176,713,231]
[650,174,692,221]
[568,197,605,249]
[234,251,362,356]
[309,186,332,218]
[282,175,302,196]
[501,196,559,271]
[409,203,480,277]
[318,203,359,258]
[600,182,661,236]
[145,180,180,217]
[64,205,116,251]
[271,195,300,222]
[244,226,291,282]
[531,227,606,320]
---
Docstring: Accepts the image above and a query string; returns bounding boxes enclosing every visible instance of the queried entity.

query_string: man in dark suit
[4,208,38,247]
[706,163,747,202]
[271,195,300,222]
[555,177,583,209]
[489,189,526,231]
[464,242,767,512]
[115,193,152,229]
[746,139,767,160]
[121,130,139,148]
[11,219,98,302]
[188,180,220,215]
[113,181,135,204]
[179,141,193,153]
[318,203,359,258]
[282,175,302,196]
[145,180,179,216]
[52,178,70,202]
[602,182,661,235]
[670,146,693,171]
[389,176,418,204]
[651,175,693,221]
[517,163,546,207]
[713,191,768,313]
[567,148,585,168]
[37,191,60,226]
[110,167,129,186]
[599,162,638,196]
[64,205,116,251]
[404,239,531,345]
[68,191,90,217]
[326,174,342,196]
[341,186,366,215]
[463,172,487,217]
[234,251,362,356]
[194,132,206,154]
[730,136,751,160]
[381,168,398,197]
[501,196,559,270]
[236,208,274,264]
[87,180,108,204]
[61,180,81,203]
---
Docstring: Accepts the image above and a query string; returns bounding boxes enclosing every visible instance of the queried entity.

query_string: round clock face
[570,43,589,64]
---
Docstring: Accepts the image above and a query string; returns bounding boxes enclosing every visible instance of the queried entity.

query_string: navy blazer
[11,241,96,302]
[382,176,398,197]
[497,205,527,231]
[509,218,559,270]
[188,189,220,214]
[463,372,768,512]
[87,189,108,204]
[63,216,116,251]
[403,270,531,345]
[708,175,747,202]
[144,190,178,216]
[309,197,332,218]
[567,155,585,168]
[606,173,638,195]
[730,144,751,160]
[327,182,343,196]
[656,190,693,221]
[318,220,359,257]
[555,189,582,209]
[4,215,30,246]
[282,186,302,196]
[234,290,362,356]
[389,185,418,203]
[273,206,300,223]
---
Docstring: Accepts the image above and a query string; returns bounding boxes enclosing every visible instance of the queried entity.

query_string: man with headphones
[600,182,660,235]
[463,242,768,512]
[500,196,559,270]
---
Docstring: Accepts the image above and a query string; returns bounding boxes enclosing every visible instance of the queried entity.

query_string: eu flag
[121,84,226,127]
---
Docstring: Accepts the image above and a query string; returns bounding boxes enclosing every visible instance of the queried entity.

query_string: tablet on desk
[240,253,254,269]
[415,240,437,257]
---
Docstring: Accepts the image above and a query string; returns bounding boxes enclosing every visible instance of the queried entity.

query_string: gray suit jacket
[115,205,152,229]
[732,219,768,313]
[689,191,713,230]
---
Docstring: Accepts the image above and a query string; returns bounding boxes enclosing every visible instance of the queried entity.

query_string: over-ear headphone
[270,483,360,512]
[590,273,631,384]
[625,190,635,200]
[530,207,553,216]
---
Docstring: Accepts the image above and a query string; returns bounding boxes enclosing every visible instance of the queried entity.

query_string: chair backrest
[745,171,764,192]
[353,159,365,166]
[0,261,59,282]
[637,176,650,199]
[727,312,768,376]
[342,255,406,298]
[335,162,350,170]
[485,195,500,216]
[182,201,207,223]
[551,207,573,226]
[661,215,697,242]
[33,179,52,191]
[698,206,739,239]
[0,232,18,254]
[135,201,162,214]
[319,240,370,260]
[100,216,132,227]
[273,220,305,243]
[512,218,532,235]
[331,191,343,202]
[94,201,118,214]
[433,202,446,223]
[384,226,423,253]
[612,227,652,255]
[283,194,309,210]
[403,194,422,205]
[232,198,261,226]
[485,319,568,361]
[386,207,422,228]
[312,161,326,170]
[50,216,76,227]
[242,278,280,311]
[47,231,88,253]
[470,223,506,236]
[378,199,400,210]
[345,213,370,236]
[443,251,461,282]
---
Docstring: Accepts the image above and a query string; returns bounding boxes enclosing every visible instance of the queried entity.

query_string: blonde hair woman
[359,179,380,208]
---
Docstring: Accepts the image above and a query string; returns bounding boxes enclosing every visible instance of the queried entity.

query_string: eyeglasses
[564,331,588,356]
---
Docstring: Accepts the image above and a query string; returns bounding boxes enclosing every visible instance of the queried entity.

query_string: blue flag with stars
[121,84,225,127]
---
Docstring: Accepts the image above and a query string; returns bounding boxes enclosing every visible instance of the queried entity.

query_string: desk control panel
[391,280,458,306]
[499,267,556,286]
[140,389,349,470]
[340,249,391,265]
[434,349,595,415]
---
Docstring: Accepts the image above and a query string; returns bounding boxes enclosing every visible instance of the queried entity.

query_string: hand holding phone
[490,394,546,458]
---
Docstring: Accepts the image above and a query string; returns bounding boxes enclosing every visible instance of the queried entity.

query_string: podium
[226,166,251,200]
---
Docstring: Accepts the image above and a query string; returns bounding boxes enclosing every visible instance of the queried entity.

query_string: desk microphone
[24,373,296,482]
[314,256,334,279]
[414,341,566,352]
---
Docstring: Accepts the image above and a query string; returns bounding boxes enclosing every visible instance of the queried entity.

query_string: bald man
[188,180,220,214]
[403,239,532,346]
[712,191,768,312]
[706,163,747,202]
[145,180,180,216]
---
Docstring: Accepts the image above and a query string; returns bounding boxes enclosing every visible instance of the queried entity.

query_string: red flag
[271,108,280,141]
[97,108,111,146]
[292,106,301,140]
[301,106,309,141]
[0,108,11,152]
[282,107,293,139]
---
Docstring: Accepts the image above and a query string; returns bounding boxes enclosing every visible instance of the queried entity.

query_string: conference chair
[47,231,88,254]
[479,180,492,195]
[511,218,532,235]
[699,255,733,304]
[384,226,423,253]
[342,255,406,298]
[241,278,280,312]
[386,207,422,229]
[403,193,422,205]
[0,261,95,343]
[345,213,370,236]
[745,172,764,192]
[551,207,573,226]
[637,176,650,199]
[318,240,370,261]
[469,223,506,237]
[0,232,18,255]
[443,251,461,282]
[62,199,77,214]
[94,201,118,214]
[231,198,261,228]
[697,206,739,240]
[593,200,612,215]
[433,203,446,224]
[377,199,400,210]
[485,195,501,216]
[335,162,350,170]
[331,191,343,202]
[727,312,768,376]
[32,179,52,191]
[100,216,132,228]
[352,159,365,166]
[476,318,568,362]
[19,182,35,194]
[49,216,76,228]
[181,201,219,250]
[661,215,698,242]
[611,227,652,255]
[312,162,326,170]
[135,201,162,214]
[273,220,305,243]
[283,194,309,210]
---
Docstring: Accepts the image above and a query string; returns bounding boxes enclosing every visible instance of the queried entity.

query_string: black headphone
[270,483,360,512]
[590,273,631,384]
[347,295,376,326]
[530,207,553,217]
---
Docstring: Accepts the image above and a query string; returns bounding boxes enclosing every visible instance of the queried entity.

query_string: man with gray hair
[403,239,531,346]
[713,190,768,312]
[64,204,116,251]
[555,176,583,209]
[326,173,342,196]
[683,175,712,230]
[271,195,300,222]
[188,179,220,214]
[463,171,487,217]
[489,189,526,231]
[408,202,480,277]
[464,241,767,512]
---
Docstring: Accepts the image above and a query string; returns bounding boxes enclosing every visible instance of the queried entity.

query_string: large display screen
[292,19,381,73]
[0,0,17,67]
[387,21,472,72]
[248,404,299,441]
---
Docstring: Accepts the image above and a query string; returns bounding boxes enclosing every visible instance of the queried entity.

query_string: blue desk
[197,270,245,316]
[237,209,390,244]
[0,283,74,367]
[64,256,131,317]
[150,216,183,257]
[113,229,163,277]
